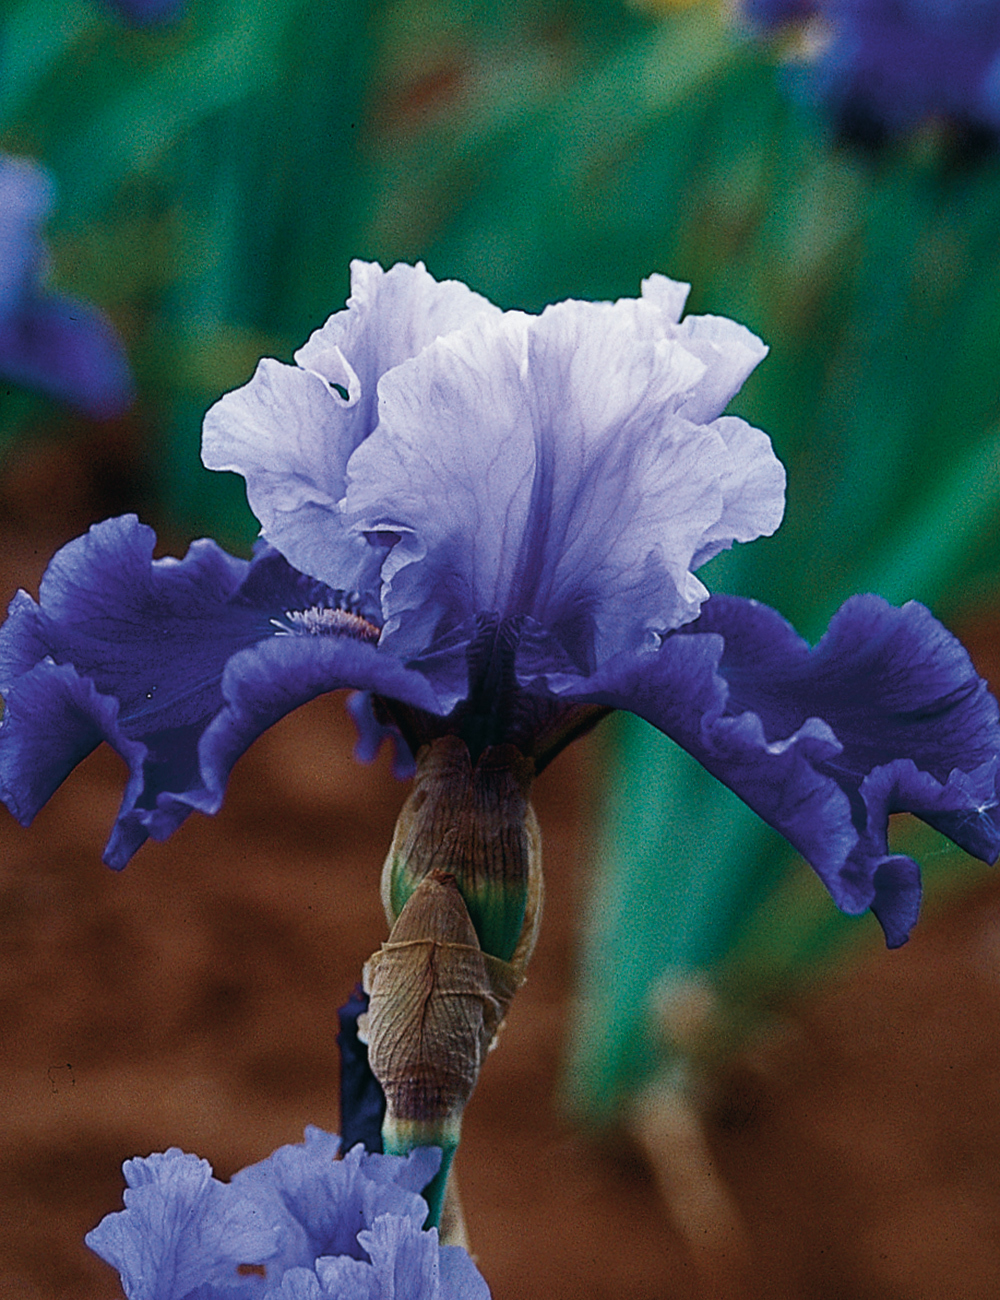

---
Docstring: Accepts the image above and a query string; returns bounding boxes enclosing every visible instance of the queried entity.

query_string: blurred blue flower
[0,154,134,417]
[103,0,185,24]
[85,1127,490,1299]
[1,262,998,945]
[744,0,1000,138]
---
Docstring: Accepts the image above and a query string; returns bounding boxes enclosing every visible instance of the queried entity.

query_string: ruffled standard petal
[0,515,442,868]
[346,293,783,682]
[354,1214,491,1300]
[633,277,770,425]
[230,1131,441,1273]
[357,1216,441,1298]
[272,1269,328,1300]
[543,594,1000,946]
[294,260,502,430]
[690,417,786,569]
[86,1133,485,1300]
[85,1130,484,1300]
[203,261,500,593]
[85,1149,282,1300]
[202,359,379,595]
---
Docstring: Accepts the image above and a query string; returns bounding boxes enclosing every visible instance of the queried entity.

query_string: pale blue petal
[440,1245,494,1300]
[85,1149,281,1300]
[203,262,500,593]
[314,1256,377,1299]
[202,358,376,593]
[346,295,783,676]
[231,1134,439,1265]
[690,417,787,568]
[270,1268,324,1300]
[294,260,502,434]
[671,311,770,424]
[357,1215,441,1299]
[635,272,691,325]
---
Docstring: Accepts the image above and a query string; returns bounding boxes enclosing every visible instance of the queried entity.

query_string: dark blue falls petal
[0,659,148,829]
[191,635,441,818]
[688,594,1000,785]
[542,593,1000,947]
[345,691,416,778]
[0,515,442,869]
[0,515,257,727]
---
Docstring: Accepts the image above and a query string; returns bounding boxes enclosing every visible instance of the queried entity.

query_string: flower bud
[364,869,528,1224]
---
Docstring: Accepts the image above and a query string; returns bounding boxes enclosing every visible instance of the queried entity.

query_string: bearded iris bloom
[0,155,133,418]
[1,261,998,948]
[743,0,1000,138]
[85,1128,489,1299]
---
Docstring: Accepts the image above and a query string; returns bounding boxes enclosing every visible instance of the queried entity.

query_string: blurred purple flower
[85,1127,489,1299]
[102,0,185,24]
[1,262,998,946]
[0,154,134,417]
[744,0,1000,138]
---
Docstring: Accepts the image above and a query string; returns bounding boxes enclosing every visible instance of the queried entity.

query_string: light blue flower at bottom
[85,1127,490,1299]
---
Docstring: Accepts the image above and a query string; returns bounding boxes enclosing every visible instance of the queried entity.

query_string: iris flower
[0,154,133,418]
[738,0,1000,139]
[85,1127,489,1299]
[743,0,1000,138]
[1,261,998,947]
[102,0,185,24]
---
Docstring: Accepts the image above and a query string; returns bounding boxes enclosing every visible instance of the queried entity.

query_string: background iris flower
[103,0,186,24]
[85,1128,489,1299]
[0,155,133,419]
[1,261,997,951]
[743,0,1000,139]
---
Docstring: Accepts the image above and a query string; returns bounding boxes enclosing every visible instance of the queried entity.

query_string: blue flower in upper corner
[742,0,1000,140]
[0,155,134,418]
[85,1127,490,1299]
[102,0,185,25]
[1,260,999,947]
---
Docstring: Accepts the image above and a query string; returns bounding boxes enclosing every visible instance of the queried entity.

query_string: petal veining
[345,288,783,673]
[202,261,501,592]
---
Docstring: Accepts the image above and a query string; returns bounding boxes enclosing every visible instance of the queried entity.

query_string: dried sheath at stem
[364,870,521,1133]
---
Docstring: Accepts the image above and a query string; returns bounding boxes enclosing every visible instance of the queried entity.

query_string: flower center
[270,605,381,642]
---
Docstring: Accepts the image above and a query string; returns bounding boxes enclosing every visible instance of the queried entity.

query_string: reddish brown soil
[3,522,1000,1300]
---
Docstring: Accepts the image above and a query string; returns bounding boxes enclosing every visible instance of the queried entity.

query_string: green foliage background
[4,0,1000,1120]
